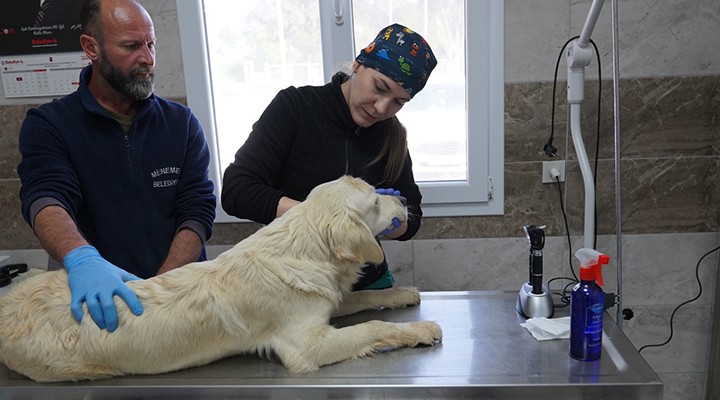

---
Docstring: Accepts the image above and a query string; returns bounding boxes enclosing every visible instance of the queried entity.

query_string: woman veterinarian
[221,23,436,290]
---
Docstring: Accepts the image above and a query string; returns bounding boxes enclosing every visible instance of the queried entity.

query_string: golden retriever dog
[0,176,442,382]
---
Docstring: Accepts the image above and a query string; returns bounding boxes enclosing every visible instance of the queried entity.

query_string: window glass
[204,0,324,172]
[352,0,467,181]
[204,0,466,182]
[180,0,504,218]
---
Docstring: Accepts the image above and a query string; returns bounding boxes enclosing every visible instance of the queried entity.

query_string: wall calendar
[0,0,85,99]
[1,52,88,98]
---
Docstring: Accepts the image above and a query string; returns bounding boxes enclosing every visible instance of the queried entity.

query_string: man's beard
[98,53,154,101]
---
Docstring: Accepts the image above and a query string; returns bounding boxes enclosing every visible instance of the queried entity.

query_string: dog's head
[304,176,408,264]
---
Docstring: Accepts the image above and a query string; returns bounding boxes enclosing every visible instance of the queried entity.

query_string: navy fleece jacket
[17,66,216,279]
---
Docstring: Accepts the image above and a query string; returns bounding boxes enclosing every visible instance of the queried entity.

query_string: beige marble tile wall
[0,1,718,399]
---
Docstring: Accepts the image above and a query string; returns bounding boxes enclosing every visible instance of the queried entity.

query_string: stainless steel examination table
[0,291,662,399]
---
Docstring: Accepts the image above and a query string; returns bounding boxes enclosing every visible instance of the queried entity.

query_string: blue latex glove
[63,245,144,332]
[375,188,403,237]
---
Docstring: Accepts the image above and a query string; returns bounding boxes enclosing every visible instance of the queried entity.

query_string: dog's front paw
[381,286,421,309]
[411,321,443,346]
[371,321,443,354]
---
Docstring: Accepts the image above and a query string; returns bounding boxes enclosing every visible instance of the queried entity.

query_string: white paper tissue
[521,316,571,341]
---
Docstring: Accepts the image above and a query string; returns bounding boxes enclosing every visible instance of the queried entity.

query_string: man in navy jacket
[17,0,216,333]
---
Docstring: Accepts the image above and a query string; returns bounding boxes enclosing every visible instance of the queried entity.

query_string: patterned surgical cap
[355,23,437,98]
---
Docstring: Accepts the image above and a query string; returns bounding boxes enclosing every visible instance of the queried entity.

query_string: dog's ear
[328,210,385,265]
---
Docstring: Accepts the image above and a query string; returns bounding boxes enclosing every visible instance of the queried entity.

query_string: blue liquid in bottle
[569,248,609,361]
[569,280,604,361]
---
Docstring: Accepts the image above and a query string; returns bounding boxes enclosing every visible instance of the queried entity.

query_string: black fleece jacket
[221,72,422,241]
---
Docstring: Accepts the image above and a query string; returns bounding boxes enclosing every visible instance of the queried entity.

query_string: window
[177,0,504,221]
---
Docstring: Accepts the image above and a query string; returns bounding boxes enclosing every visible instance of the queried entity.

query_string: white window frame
[176,0,504,222]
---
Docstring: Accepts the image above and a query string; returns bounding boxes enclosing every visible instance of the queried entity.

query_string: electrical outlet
[542,160,566,183]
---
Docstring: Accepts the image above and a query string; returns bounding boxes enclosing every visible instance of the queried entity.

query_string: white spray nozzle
[575,248,609,268]
[575,248,610,286]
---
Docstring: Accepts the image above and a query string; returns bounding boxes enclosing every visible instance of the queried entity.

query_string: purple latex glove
[375,188,401,197]
[379,217,402,237]
[375,188,403,237]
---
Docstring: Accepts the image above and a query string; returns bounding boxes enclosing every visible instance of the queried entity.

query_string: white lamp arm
[566,0,606,250]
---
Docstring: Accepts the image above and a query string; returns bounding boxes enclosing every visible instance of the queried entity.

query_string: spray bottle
[570,248,610,361]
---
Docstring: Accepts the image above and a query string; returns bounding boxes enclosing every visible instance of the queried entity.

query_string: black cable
[556,175,578,282]
[548,277,578,308]
[549,175,578,307]
[563,280,577,305]
[589,39,601,250]
[543,37,576,158]
[545,36,604,307]
[544,36,602,249]
[638,245,720,353]
[545,38,578,307]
